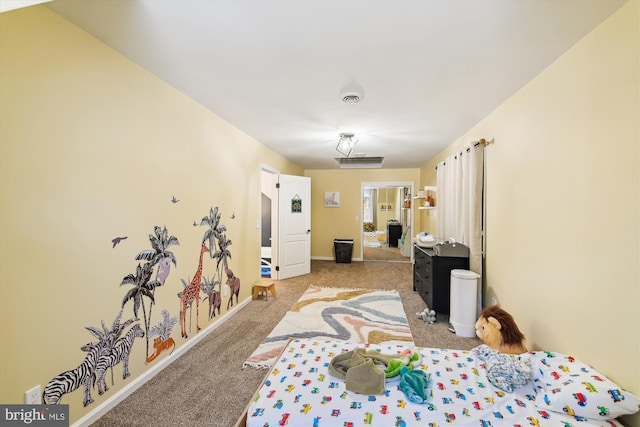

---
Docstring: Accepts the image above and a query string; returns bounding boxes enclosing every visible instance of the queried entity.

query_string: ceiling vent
[340,91,363,104]
[335,156,384,169]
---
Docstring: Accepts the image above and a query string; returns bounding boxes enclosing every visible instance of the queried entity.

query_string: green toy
[399,366,431,404]
[384,348,422,379]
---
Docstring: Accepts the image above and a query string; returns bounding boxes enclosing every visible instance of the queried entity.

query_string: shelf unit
[414,186,437,210]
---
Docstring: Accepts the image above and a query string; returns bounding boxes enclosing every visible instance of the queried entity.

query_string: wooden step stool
[253,280,276,301]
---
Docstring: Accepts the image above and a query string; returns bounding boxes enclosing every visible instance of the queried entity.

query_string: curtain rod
[472,138,494,148]
[435,138,494,169]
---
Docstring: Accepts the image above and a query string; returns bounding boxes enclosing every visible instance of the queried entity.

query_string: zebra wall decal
[95,324,144,395]
[42,341,108,407]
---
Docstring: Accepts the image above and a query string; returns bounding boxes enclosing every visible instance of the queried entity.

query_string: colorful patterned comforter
[245,338,628,427]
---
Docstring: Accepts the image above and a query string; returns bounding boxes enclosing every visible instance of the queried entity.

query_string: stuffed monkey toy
[475,305,527,355]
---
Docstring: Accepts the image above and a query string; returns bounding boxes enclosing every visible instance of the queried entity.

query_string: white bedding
[246,338,633,427]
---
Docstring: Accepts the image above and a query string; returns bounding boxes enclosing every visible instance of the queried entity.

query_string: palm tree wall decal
[201,207,224,260]
[216,233,233,277]
[120,263,160,359]
[200,206,231,290]
[135,226,179,284]
[82,311,138,399]
[130,226,179,358]
[199,206,239,309]
[201,275,221,319]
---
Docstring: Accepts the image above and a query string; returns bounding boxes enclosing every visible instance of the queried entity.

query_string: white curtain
[363,189,374,223]
[395,187,403,220]
[436,143,484,282]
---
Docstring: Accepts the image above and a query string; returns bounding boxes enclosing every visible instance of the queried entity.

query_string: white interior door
[277,174,311,279]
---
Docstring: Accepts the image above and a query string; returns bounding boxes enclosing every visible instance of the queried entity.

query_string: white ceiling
[0,0,51,13]
[45,0,626,169]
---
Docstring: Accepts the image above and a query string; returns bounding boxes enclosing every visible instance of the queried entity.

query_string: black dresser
[413,243,469,315]
[387,220,402,247]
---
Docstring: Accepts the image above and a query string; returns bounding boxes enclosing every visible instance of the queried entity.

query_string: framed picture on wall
[324,191,340,207]
[380,203,392,211]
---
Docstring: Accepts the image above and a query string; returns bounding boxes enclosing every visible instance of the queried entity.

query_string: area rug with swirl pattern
[243,285,414,369]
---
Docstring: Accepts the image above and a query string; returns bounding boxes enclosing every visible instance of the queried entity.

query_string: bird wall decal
[171,196,180,203]
[111,236,128,248]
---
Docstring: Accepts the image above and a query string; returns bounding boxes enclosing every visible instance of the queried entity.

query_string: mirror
[362,183,412,262]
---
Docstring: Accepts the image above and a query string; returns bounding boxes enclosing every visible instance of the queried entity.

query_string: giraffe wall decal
[180,243,208,338]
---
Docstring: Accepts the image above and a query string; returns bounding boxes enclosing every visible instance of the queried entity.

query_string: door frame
[361,181,414,262]
[260,165,279,279]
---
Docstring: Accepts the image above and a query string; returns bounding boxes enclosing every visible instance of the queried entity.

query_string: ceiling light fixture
[336,133,359,157]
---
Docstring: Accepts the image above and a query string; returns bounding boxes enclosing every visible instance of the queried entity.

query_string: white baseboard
[72,296,252,427]
[311,256,362,262]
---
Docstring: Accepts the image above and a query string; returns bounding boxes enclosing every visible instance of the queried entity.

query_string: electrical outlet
[25,385,41,404]
[492,297,497,306]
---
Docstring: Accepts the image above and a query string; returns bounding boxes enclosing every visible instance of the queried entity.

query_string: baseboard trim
[71,296,252,427]
[311,256,363,262]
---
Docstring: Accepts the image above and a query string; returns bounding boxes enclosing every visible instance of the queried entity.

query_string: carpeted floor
[89,260,480,427]
[363,244,408,261]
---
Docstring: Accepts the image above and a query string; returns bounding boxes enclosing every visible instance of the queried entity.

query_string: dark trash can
[334,239,354,263]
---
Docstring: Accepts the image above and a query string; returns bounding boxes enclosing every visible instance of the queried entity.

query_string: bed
[241,338,639,427]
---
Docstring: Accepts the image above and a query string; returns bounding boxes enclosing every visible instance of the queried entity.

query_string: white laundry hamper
[449,269,480,338]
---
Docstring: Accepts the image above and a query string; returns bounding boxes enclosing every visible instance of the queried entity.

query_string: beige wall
[305,169,420,260]
[415,184,438,236]
[374,187,398,231]
[0,6,301,423]
[423,2,639,425]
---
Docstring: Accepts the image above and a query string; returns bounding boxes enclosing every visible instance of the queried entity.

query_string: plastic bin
[334,239,354,263]
[449,269,480,338]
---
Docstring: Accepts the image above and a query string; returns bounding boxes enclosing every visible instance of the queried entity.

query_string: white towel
[417,233,435,243]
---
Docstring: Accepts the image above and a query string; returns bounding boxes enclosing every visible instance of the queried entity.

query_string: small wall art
[291,194,302,213]
[324,191,340,207]
[380,203,392,211]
